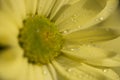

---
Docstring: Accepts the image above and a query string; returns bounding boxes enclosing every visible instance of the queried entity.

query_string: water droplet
[63,30,68,34]
[70,47,80,51]
[71,16,77,23]
[70,48,74,51]
[95,17,104,22]
[60,30,69,34]
[71,18,74,21]
[99,17,104,21]
[78,26,81,28]
[67,68,72,72]
[103,69,108,72]
[43,71,47,74]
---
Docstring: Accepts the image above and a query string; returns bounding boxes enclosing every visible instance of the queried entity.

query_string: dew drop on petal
[43,71,47,74]
[70,48,75,51]
[103,69,108,72]
[71,17,77,23]
[60,30,69,34]
[67,68,72,72]
[63,30,68,34]
[99,17,104,21]
[95,17,104,22]
[78,26,81,28]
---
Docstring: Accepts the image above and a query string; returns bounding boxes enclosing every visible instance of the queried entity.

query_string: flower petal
[55,0,118,33]
[41,65,53,80]
[0,13,24,79]
[24,0,37,15]
[62,45,116,60]
[0,14,19,52]
[27,64,44,80]
[97,8,120,32]
[49,0,69,20]
[63,27,119,44]
[0,13,19,37]
[95,37,120,56]
[32,65,44,80]
[28,64,36,80]
[85,57,120,67]
[37,0,56,17]
[67,0,81,4]
[62,44,120,67]
[0,0,26,19]
[19,63,55,80]
[93,9,120,54]
[0,47,24,79]
[17,58,28,80]
[0,0,26,27]
[48,63,58,80]
[52,56,120,80]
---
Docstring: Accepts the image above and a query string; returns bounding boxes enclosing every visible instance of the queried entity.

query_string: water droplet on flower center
[19,16,63,64]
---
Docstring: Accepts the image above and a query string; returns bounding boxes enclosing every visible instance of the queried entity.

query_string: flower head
[0,0,120,80]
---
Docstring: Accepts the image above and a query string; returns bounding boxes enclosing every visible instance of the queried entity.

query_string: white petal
[93,9,120,54]
[27,64,36,80]
[62,45,116,60]
[17,58,28,80]
[52,56,120,80]
[48,63,58,80]
[49,0,69,20]
[0,14,19,51]
[42,65,53,80]
[0,17,24,79]
[37,0,56,17]
[63,27,119,43]
[0,13,19,37]
[113,67,120,77]
[23,63,54,80]
[24,0,37,15]
[86,58,120,67]
[21,63,44,80]
[0,48,24,79]
[62,44,120,67]
[95,8,120,32]
[55,0,118,33]
[1,0,26,18]
[0,0,26,28]
[67,0,81,4]
[95,37,120,57]
[33,65,44,80]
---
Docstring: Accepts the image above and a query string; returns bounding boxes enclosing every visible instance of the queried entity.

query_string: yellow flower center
[19,16,63,64]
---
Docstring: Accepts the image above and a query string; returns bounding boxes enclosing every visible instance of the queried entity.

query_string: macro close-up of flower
[0,0,120,80]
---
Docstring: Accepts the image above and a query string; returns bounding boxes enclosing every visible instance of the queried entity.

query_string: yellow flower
[0,0,120,80]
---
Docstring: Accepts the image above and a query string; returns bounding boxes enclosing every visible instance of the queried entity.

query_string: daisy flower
[0,0,120,80]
